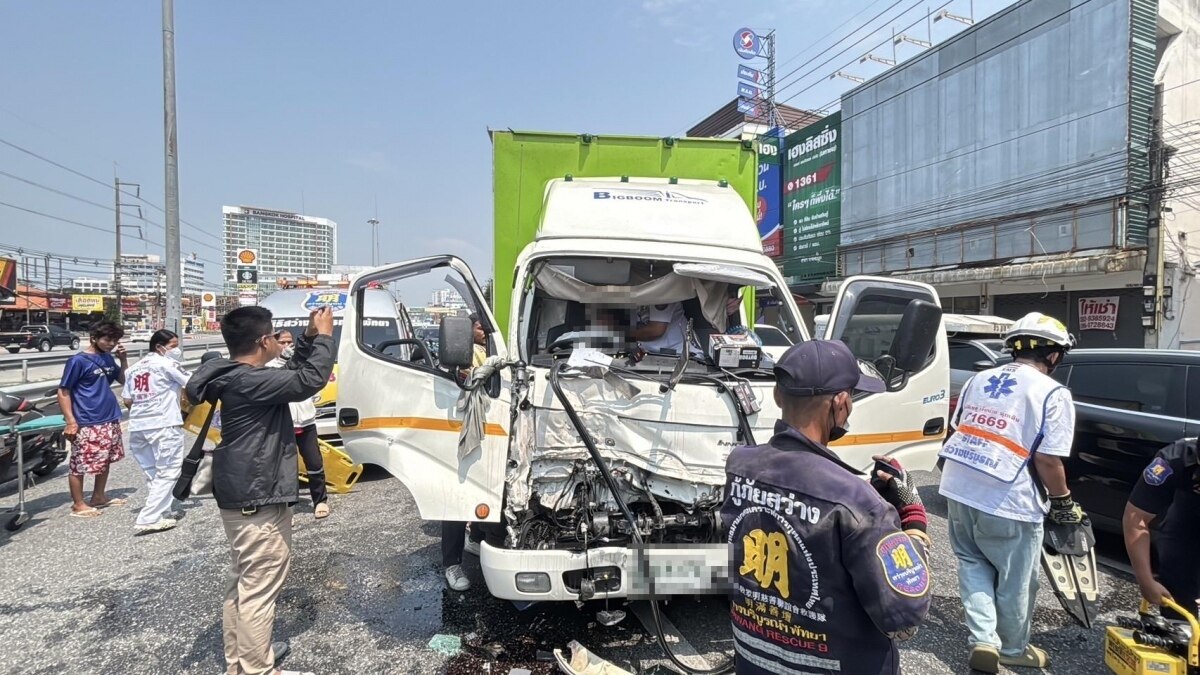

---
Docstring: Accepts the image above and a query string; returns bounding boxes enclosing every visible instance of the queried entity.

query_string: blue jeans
[946,499,1043,656]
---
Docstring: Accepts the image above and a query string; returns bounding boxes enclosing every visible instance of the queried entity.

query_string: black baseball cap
[774,339,885,396]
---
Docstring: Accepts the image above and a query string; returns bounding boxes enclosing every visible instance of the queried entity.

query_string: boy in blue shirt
[57,321,129,517]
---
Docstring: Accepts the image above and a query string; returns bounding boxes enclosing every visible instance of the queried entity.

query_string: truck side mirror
[889,299,942,374]
[439,317,474,369]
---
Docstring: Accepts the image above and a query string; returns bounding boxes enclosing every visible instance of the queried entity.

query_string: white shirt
[267,357,319,428]
[121,353,191,432]
[939,362,1075,522]
[637,303,697,355]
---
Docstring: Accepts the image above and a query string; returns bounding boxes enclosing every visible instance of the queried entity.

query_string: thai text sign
[782,112,841,281]
[1078,296,1119,330]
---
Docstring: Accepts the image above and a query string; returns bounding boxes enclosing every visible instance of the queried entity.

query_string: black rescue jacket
[186,333,335,510]
[722,421,932,675]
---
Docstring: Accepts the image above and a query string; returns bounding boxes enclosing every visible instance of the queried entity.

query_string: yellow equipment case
[1105,598,1199,675]
[182,401,363,494]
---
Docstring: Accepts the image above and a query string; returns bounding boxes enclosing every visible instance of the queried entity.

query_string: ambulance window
[1068,364,1185,418]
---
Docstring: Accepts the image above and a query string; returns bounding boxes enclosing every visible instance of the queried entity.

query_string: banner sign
[733,28,762,60]
[782,112,842,281]
[756,129,784,258]
[201,291,217,307]
[1078,296,1119,330]
[238,291,258,307]
[48,296,71,311]
[236,268,258,285]
[121,298,141,315]
[0,257,15,304]
[738,65,765,85]
[72,294,104,313]
[737,82,761,100]
[737,98,759,115]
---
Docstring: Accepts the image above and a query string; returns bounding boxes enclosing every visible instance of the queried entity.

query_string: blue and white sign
[738,65,765,84]
[737,82,761,100]
[736,98,759,115]
[302,290,348,312]
[733,28,762,60]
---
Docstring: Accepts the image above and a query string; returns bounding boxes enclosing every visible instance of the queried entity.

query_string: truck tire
[5,347,18,354]
[38,340,51,352]
[70,338,80,350]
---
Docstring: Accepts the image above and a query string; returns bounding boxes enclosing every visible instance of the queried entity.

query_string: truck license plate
[629,544,729,598]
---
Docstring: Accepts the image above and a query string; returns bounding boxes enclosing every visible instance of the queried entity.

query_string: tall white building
[222,205,337,294]
[72,278,111,294]
[113,253,206,296]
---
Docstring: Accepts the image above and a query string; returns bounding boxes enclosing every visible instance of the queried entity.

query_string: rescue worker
[722,339,932,675]
[1123,438,1200,620]
[938,312,1080,673]
[121,329,191,533]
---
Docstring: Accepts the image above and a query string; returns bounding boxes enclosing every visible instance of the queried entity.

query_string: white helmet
[1004,312,1076,352]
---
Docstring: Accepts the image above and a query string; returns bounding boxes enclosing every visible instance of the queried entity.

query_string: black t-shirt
[1128,438,1200,607]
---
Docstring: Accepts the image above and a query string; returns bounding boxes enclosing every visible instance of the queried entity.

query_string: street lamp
[367,217,380,266]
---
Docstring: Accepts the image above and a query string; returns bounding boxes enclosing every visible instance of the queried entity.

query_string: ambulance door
[823,276,949,472]
[336,255,509,522]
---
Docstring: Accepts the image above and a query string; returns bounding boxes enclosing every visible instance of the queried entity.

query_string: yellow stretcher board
[1105,598,1199,675]
[182,401,363,494]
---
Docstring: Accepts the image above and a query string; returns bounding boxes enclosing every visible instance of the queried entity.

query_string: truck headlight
[515,572,551,593]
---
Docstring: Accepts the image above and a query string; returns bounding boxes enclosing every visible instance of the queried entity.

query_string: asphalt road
[0,439,1144,675]
[0,337,225,387]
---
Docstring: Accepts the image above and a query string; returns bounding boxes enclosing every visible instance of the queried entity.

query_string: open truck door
[822,276,949,472]
[336,255,508,522]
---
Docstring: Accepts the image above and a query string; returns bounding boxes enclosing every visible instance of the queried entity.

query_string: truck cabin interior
[519,256,793,368]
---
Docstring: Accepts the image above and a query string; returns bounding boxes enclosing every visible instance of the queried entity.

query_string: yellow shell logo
[237,250,257,265]
[202,292,215,302]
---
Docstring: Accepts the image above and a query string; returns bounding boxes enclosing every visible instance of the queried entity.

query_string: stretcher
[1105,597,1199,675]
[1,404,67,531]
[182,401,363,494]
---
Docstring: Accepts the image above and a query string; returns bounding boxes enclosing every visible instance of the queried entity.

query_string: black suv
[1,325,80,353]
[1051,349,1200,531]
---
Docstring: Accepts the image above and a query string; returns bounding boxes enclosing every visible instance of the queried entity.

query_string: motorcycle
[0,389,68,487]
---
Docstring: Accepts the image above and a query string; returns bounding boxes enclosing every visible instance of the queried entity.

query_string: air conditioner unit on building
[1058,223,1072,238]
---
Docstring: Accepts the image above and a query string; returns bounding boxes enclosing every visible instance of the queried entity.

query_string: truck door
[336,255,509,522]
[822,276,949,472]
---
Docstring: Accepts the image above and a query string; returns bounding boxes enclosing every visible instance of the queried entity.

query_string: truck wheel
[5,347,18,354]
[70,338,80,350]
[38,340,51,352]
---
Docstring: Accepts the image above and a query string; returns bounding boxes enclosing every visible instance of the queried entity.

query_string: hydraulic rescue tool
[1105,597,1199,675]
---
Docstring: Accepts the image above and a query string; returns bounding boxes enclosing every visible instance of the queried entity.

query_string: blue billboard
[757,128,784,257]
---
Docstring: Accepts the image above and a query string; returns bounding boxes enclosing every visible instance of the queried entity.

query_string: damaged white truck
[336,131,949,603]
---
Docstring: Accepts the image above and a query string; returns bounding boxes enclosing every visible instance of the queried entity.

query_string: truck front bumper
[478,541,729,602]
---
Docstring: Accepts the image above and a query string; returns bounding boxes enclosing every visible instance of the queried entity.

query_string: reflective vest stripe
[956,424,1030,459]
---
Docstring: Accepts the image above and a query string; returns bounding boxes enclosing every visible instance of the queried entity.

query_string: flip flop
[70,508,102,518]
[92,498,128,508]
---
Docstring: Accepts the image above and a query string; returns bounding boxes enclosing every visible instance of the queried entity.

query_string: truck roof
[538,179,763,253]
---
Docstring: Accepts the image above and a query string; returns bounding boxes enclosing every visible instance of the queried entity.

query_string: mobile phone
[873,459,903,481]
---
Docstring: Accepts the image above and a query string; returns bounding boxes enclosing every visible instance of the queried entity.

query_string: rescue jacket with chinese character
[1128,438,1200,608]
[721,421,931,675]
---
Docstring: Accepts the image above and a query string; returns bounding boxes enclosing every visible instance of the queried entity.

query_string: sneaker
[999,645,1049,669]
[445,564,470,591]
[134,518,178,534]
[968,644,1000,673]
[464,536,481,557]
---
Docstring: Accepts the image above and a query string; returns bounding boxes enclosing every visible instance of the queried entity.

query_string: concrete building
[222,205,337,295]
[804,0,1199,350]
[71,278,111,294]
[113,253,206,297]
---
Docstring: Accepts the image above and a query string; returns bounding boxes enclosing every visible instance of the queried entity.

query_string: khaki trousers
[220,504,292,675]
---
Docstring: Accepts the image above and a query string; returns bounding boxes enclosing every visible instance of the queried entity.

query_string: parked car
[1049,349,1200,532]
[125,329,153,343]
[0,325,81,354]
[948,337,1010,410]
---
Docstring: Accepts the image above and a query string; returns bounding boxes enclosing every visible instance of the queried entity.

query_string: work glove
[1048,493,1085,525]
[870,455,928,535]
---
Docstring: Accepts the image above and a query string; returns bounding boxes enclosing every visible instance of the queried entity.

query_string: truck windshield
[519,255,800,371]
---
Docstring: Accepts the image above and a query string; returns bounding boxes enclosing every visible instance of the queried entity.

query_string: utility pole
[163,0,183,335]
[43,255,50,325]
[368,217,380,266]
[114,178,142,325]
[1144,83,1166,348]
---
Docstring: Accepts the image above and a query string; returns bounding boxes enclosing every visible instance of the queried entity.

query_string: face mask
[163,346,183,362]
[829,396,850,443]
[280,345,295,360]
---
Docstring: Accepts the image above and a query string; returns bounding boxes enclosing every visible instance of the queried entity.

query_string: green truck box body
[490,130,758,331]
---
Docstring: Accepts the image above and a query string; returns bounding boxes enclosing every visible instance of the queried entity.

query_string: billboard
[756,130,784,257]
[782,112,841,281]
[0,257,15,304]
[201,291,217,307]
[72,295,104,313]
[48,296,71,311]
[839,0,1144,271]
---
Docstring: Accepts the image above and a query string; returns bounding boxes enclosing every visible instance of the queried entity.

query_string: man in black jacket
[187,306,334,675]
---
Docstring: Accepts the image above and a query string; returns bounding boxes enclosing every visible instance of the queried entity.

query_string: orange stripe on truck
[348,416,508,437]
[829,429,943,447]
[956,424,1029,458]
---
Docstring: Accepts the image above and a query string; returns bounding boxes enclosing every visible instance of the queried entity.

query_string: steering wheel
[374,338,434,368]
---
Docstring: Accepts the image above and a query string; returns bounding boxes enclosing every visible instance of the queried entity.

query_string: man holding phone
[187,306,335,675]
[721,339,931,675]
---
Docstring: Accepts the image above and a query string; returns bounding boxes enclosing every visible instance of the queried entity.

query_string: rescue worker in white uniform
[938,312,1083,673]
[121,329,191,533]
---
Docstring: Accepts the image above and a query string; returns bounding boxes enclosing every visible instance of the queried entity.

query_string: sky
[0,0,1011,306]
